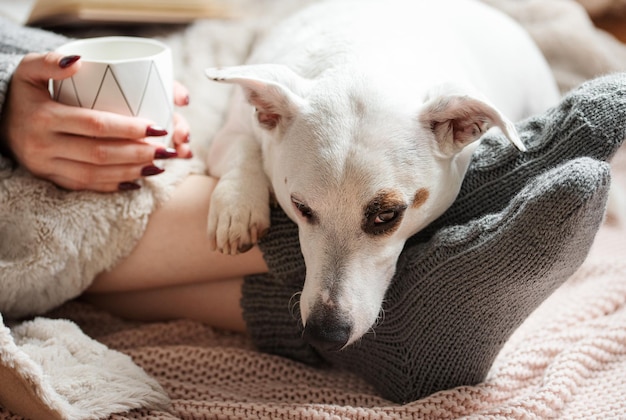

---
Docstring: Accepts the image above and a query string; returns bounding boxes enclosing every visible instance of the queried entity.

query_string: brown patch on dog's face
[362,189,407,236]
[412,188,430,209]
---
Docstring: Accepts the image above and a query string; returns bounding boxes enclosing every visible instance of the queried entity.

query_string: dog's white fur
[205,0,559,349]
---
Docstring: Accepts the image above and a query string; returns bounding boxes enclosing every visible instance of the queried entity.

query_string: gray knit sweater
[0,18,67,121]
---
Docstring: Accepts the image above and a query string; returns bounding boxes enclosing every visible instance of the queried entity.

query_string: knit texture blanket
[1,0,626,418]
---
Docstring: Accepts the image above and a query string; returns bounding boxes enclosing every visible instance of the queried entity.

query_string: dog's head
[206,65,522,351]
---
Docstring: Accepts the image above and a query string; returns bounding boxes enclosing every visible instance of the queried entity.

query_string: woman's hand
[0,52,193,192]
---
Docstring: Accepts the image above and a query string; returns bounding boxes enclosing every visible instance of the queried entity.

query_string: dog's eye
[374,210,398,225]
[291,197,313,220]
[363,205,405,236]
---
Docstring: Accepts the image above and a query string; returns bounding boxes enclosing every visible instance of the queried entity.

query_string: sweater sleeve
[0,53,21,115]
[0,17,68,56]
[0,17,68,155]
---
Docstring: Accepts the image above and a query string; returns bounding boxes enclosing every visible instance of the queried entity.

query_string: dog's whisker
[373,305,386,329]
[288,291,302,322]
[358,307,385,342]
[366,326,377,341]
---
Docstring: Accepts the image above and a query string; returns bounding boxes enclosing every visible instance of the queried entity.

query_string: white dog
[204,0,559,351]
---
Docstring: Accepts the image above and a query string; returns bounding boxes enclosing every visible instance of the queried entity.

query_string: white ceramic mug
[52,36,174,146]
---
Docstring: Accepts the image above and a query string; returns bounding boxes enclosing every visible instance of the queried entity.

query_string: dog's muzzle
[302,303,351,352]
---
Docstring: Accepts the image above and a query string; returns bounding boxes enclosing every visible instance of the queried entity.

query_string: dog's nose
[302,311,351,352]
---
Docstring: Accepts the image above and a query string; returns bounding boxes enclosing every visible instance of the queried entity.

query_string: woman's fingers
[47,134,170,165]
[44,157,163,192]
[51,103,167,140]
[172,82,193,158]
[171,113,193,158]
[173,80,191,106]
[48,173,139,193]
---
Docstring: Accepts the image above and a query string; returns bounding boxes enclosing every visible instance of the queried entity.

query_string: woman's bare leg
[83,174,269,331]
[87,174,268,293]
[83,278,247,332]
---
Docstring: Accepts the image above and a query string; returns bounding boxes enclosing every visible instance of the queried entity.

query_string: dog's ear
[420,94,525,156]
[206,65,308,130]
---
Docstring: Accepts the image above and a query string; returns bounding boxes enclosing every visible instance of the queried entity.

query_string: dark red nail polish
[141,165,165,177]
[146,125,168,137]
[184,95,190,106]
[118,181,141,191]
[59,55,80,68]
[154,147,178,159]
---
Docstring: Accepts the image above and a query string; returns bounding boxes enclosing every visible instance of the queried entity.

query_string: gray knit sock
[242,73,626,402]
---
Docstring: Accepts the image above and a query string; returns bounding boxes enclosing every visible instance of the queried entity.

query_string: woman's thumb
[21,52,82,84]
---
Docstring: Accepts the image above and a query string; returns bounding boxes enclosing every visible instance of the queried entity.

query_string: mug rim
[55,36,170,64]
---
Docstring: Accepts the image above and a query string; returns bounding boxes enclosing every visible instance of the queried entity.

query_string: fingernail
[183,95,190,106]
[141,165,165,176]
[118,181,141,191]
[154,147,178,159]
[59,55,80,68]
[183,133,191,143]
[146,125,168,137]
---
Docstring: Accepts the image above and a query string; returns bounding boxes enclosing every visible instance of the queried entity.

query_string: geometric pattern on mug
[54,60,173,129]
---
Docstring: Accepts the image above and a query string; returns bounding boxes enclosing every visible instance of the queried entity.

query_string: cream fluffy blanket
[1,0,626,418]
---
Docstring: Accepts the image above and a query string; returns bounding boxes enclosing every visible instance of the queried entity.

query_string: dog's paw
[207,177,271,255]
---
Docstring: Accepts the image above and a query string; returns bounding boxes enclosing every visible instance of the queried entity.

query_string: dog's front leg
[204,64,308,255]
[207,130,270,255]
